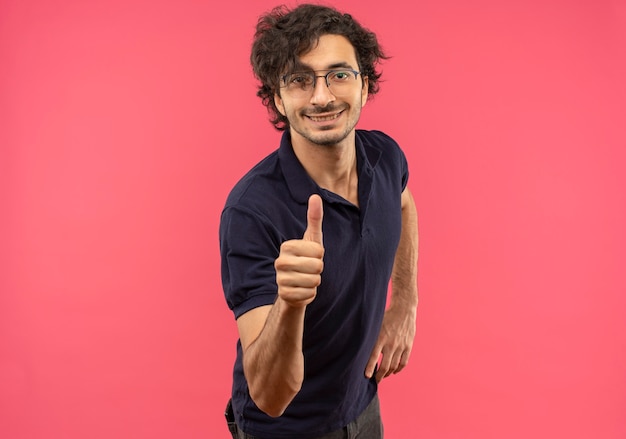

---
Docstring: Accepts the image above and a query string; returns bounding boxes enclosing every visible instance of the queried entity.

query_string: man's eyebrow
[327,62,355,69]
[293,61,356,71]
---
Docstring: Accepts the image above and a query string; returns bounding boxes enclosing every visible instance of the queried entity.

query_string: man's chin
[301,126,351,146]
[308,133,348,146]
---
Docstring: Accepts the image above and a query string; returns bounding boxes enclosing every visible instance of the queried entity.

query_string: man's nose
[309,75,336,106]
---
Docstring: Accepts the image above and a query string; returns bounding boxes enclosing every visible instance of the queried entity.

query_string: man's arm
[365,187,418,382]
[235,195,324,417]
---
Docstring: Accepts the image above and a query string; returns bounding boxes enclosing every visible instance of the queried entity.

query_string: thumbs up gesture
[275,195,325,308]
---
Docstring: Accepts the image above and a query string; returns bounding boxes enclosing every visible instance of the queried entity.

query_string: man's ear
[274,93,286,116]
[361,76,369,107]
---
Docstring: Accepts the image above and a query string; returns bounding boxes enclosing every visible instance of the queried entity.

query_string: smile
[306,111,343,122]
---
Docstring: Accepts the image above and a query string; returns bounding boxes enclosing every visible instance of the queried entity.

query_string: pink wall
[2,0,625,437]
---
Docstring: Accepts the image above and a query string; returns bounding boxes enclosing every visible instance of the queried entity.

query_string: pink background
[2,0,625,437]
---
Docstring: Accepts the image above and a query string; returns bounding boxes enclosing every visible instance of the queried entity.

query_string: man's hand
[365,303,416,382]
[274,194,325,308]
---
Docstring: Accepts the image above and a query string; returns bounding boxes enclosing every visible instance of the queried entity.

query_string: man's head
[251,4,387,131]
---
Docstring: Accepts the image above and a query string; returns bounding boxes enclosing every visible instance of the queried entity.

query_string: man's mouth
[306,111,343,122]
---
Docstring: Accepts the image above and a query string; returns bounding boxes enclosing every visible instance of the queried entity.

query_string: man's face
[274,34,369,147]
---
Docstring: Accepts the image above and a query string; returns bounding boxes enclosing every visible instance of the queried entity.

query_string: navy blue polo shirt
[220,129,408,438]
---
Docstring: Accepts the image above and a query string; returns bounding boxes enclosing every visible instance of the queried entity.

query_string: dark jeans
[225,395,384,439]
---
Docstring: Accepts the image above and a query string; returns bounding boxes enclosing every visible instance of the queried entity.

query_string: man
[220,4,418,438]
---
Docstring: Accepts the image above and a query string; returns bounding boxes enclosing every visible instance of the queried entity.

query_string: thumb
[303,194,324,245]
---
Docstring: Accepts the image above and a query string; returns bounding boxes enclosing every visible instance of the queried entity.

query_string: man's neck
[291,130,359,206]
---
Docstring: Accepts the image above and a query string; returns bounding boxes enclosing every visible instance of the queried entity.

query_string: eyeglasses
[279,69,362,98]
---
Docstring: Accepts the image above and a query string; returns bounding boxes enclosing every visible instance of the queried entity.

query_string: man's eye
[331,71,350,81]
[290,75,310,85]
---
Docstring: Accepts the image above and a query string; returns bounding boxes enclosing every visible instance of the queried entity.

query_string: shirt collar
[278,130,382,205]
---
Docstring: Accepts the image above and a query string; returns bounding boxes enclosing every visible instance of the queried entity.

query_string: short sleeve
[219,206,281,319]
[399,145,409,192]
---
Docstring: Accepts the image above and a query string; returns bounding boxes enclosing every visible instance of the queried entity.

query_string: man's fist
[274,195,325,307]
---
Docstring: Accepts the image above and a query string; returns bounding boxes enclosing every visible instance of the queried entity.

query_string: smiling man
[220,4,418,439]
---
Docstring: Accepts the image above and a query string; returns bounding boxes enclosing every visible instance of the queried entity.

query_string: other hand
[365,304,416,382]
